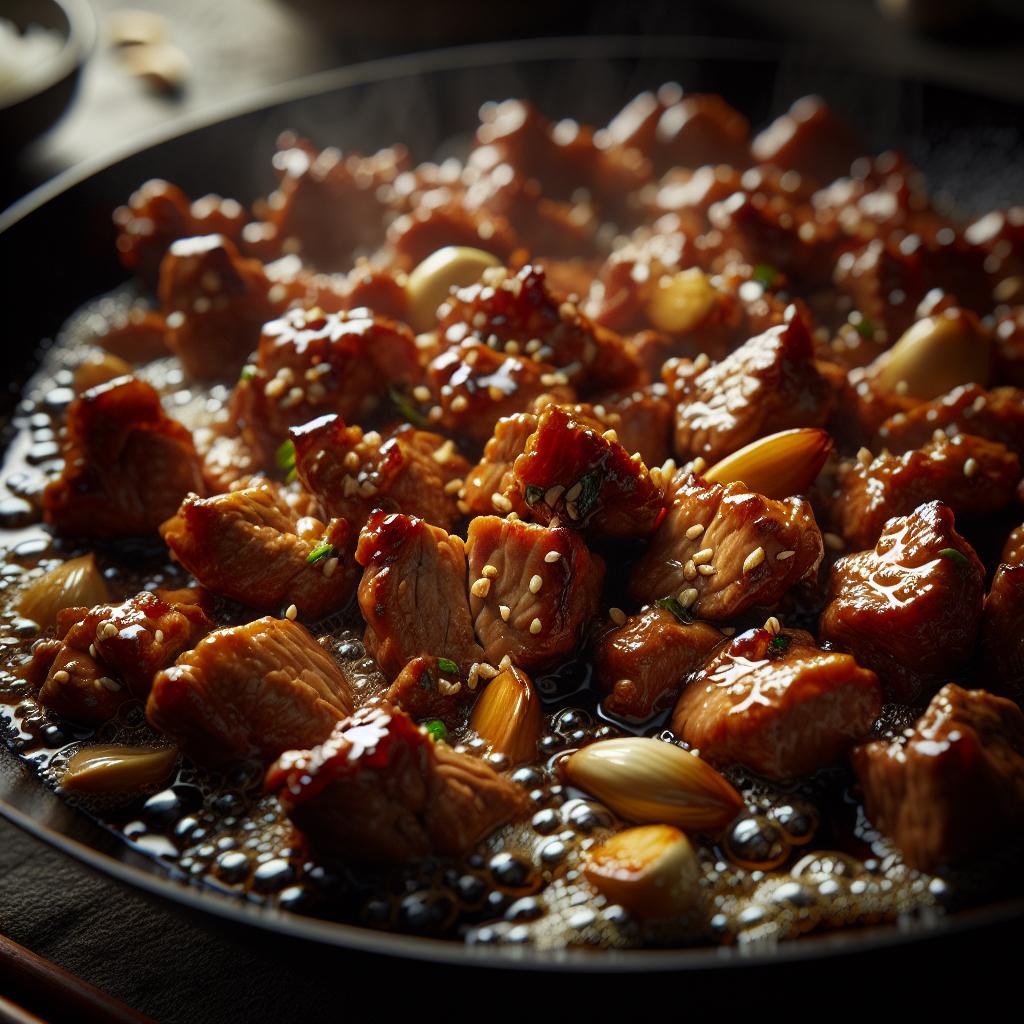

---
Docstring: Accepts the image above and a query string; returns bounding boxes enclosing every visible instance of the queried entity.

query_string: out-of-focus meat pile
[27,86,1024,883]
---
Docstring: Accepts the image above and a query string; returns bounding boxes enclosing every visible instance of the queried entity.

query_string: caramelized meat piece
[232,306,420,462]
[460,411,537,518]
[385,655,476,731]
[875,384,1024,457]
[43,377,205,539]
[437,265,643,395]
[853,684,1024,870]
[157,235,284,380]
[673,627,881,782]
[513,404,664,539]
[994,307,1024,388]
[292,415,469,532]
[651,94,750,173]
[599,83,683,158]
[114,179,246,288]
[466,515,604,671]
[597,386,674,468]
[820,501,985,704]
[148,617,353,766]
[833,434,1021,550]
[355,511,482,680]
[162,484,357,619]
[666,314,832,462]
[96,308,170,363]
[266,704,527,862]
[1004,523,1024,566]
[981,564,1024,705]
[387,203,518,269]
[595,608,723,721]
[629,474,822,621]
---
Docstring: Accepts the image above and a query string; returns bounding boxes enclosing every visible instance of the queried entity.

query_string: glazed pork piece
[43,377,206,539]
[831,433,1021,550]
[628,473,823,621]
[266,704,528,863]
[29,589,212,725]
[981,563,1024,705]
[672,627,881,781]
[460,411,538,518]
[291,415,470,533]
[147,616,353,766]
[466,515,604,671]
[355,510,483,680]
[594,607,723,721]
[385,655,477,731]
[820,501,985,705]
[853,684,1024,871]
[162,484,358,620]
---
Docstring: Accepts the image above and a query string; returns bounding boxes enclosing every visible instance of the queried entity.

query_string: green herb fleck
[276,439,297,482]
[437,657,459,675]
[655,597,694,625]
[852,314,876,340]
[239,364,257,381]
[770,634,791,653]
[306,542,336,564]
[574,471,602,520]
[753,263,779,287]
[424,719,448,743]
[389,386,428,428]
[939,547,970,569]
[524,484,545,506]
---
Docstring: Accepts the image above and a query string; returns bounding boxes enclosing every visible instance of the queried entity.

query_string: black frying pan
[2,35,1023,970]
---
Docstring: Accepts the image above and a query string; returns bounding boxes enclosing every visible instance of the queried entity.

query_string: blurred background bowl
[0,0,96,153]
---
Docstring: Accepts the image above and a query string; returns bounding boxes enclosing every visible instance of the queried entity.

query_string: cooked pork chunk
[385,655,477,731]
[465,515,604,671]
[982,564,1024,705]
[629,473,823,621]
[355,510,482,680]
[820,501,985,704]
[162,484,357,619]
[460,412,537,518]
[43,377,206,539]
[832,433,1021,550]
[594,607,723,721]
[672,627,881,781]
[147,616,353,765]
[265,704,527,862]
[853,684,1024,870]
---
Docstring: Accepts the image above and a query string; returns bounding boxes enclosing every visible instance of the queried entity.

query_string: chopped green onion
[655,596,694,625]
[770,634,791,653]
[524,484,545,506]
[939,547,970,569]
[389,386,428,428]
[753,263,779,287]
[437,657,459,675]
[852,314,876,340]
[275,439,297,483]
[424,719,448,743]
[306,542,336,564]
[240,364,257,381]
[575,471,602,520]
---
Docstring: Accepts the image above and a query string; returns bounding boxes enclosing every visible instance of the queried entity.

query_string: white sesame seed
[609,607,626,626]
[544,550,561,563]
[450,394,469,413]
[52,670,69,684]
[776,550,795,561]
[529,574,543,594]
[323,557,339,578]
[963,457,978,478]
[499,654,512,670]
[678,587,699,609]
[856,447,873,467]
[97,621,118,641]
[467,663,481,691]
[685,524,705,540]
[545,485,565,507]
[98,676,122,692]
[529,617,542,635]
[565,501,580,520]
[824,532,845,551]
[630,452,643,463]
[692,352,711,373]
[438,679,462,696]
[565,481,583,502]
[697,564,716,576]
[471,577,492,598]
[413,385,432,402]
[478,663,499,680]
[661,458,677,478]
[358,480,377,498]
[683,560,697,580]
[344,451,360,470]
[548,515,561,528]
[363,431,382,448]
[491,492,513,512]
[894,380,909,395]
[444,478,463,495]
[432,440,456,464]
[743,546,766,574]
[499,605,511,622]
[88,644,97,658]
[764,616,781,635]
[692,547,714,565]
[285,604,298,620]
[602,428,619,443]
[481,564,499,578]
[691,456,707,475]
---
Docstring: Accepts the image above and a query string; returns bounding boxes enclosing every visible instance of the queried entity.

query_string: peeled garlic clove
[406,246,501,332]
[584,824,702,918]
[646,267,718,334]
[703,428,832,498]
[868,311,991,400]
[62,744,178,793]
[18,554,110,629]
[563,737,744,832]
[469,665,542,766]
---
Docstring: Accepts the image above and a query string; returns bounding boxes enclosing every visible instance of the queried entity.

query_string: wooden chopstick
[0,933,155,1024]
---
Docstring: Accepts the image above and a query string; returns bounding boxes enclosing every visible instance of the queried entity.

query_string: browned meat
[387,203,518,270]
[292,415,469,533]
[1005,524,1024,565]
[650,94,751,173]
[96,308,170,363]
[629,473,822,621]
[596,386,674,468]
[198,432,263,493]
[594,607,723,721]
[853,684,1024,870]
[32,589,212,725]
[157,234,284,380]
[162,484,358,619]
[994,307,1024,387]
[232,306,421,463]
[460,411,537,518]
[672,627,881,782]
[266,704,527,862]
[665,314,833,462]
[385,655,477,731]
[513,404,665,539]
[465,515,604,671]
[355,510,482,680]
[148,616,353,766]
[436,264,644,396]
[832,433,1021,550]
[981,564,1024,705]
[875,384,1024,457]
[43,377,206,539]
[599,84,683,158]
[819,501,985,704]
[113,179,246,288]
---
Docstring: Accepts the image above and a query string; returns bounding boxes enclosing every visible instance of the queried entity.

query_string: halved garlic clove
[584,824,702,918]
[646,267,719,334]
[61,744,178,793]
[406,246,501,333]
[18,554,110,629]
[563,737,744,832]
[868,310,991,400]
[469,664,542,766]
[703,427,832,498]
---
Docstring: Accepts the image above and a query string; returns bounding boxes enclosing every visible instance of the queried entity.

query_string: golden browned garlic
[61,745,178,793]
[18,554,110,629]
[703,427,833,498]
[406,246,501,332]
[646,268,718,334]
[469,665,543,766]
